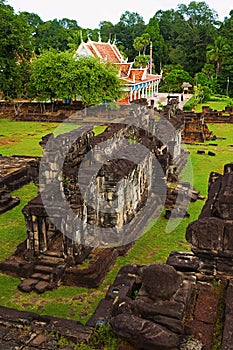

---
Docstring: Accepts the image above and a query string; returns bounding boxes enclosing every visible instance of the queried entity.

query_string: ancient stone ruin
[2,105,233,348]
[186,162,233,279]
[0,106,185,294]
[182,114,213,143]
[83,162,233,349]
[0,155,39,214]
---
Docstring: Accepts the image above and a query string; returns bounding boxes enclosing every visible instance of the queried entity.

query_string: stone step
[37,256,65,267]
[18,278,38,293]
[43,250,63,258]
[7,176,29,191]
[34,281,52,294]
[30,272,51,281]
[0,197,20,214]
[34,265,54,273]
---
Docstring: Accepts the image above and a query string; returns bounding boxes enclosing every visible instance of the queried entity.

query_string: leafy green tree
[114,11,145,60]
[133,33,150,56]
[177,1,218,25]
[160,68,193,92]
[28,51,77,101]
[75,56,123,106]
[133,36,145,55]
[176,1,218,74]
[82,28,99,42]
[28,52,122,106]
[206,36,230,76]
[99,21,115,42]
[145,15,167,72]
[134,55,150,68]
[0,0,33,98]
[155,2,218,74]
[35,19,70,53]
[140,33,150,54]
[19,11,43,32]
[194,84,211,103]
[195,71,217,92]
[217,12,233,96]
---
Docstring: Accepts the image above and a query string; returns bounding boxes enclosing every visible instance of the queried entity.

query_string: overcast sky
[6,0,233,28]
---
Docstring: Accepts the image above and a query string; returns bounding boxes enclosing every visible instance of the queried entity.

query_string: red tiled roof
[90,42,123,63]
[86,44,96,57]
[128,69,145,82]
[115,63,133,78]
[76,40,162,87]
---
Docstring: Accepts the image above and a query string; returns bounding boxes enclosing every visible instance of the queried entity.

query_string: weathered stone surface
[222,280,233,349]
[166,251,200,272]
[151,314,184,334]
[208,151,216,156]
[141,263,183,301]
[86,298,114,327]
[111,313,180,350]
[194,284,220,324]
[182,114,213,143]
[18,278,38,292]
[185,320,214,350]
[133,298,185,320]
[31,334,47,346]
[186,217,224,252]
[34,280,51,294]
[0,305,92,348]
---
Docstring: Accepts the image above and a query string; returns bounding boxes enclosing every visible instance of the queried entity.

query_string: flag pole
[149,41,152,75]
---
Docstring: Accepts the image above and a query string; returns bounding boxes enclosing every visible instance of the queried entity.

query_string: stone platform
[0,155,39,214]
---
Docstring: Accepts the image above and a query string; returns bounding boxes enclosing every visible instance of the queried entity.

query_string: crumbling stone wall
[0,101,83,122]
[0,305,92,349]
[185,162,233,278]
[165,162,233,349]
[0,106,184,291]
[0,155,39,213]
[24,108,181,262]
[182,114,213,143]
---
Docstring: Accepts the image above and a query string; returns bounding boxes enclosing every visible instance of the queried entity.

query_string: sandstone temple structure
[2,103,233,348]
[0,106,184,294]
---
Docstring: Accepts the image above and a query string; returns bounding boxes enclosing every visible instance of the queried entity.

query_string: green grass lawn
[194,100,231,112]
[0,120,233,323]
[0,119,59,156]
[0,119,106,157]
[184,95,232,112]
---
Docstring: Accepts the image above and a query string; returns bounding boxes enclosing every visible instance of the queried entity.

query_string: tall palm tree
[133,36,144,55]
[206,36,229,77]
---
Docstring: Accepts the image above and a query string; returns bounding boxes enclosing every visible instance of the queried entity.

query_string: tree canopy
[28,52,123,106]
[0,0,33,98]
[1,0,233,98]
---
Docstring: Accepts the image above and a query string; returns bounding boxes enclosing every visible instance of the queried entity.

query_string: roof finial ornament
[113,34,116,44]
[108,33,111,43]
[98,32,101,42]
[80,30,83,43]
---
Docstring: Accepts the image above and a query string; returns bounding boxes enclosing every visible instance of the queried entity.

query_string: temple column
[130,89,133,102]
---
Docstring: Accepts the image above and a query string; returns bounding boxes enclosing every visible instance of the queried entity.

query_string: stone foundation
[0,155,39,213]
[182,115,213,143]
